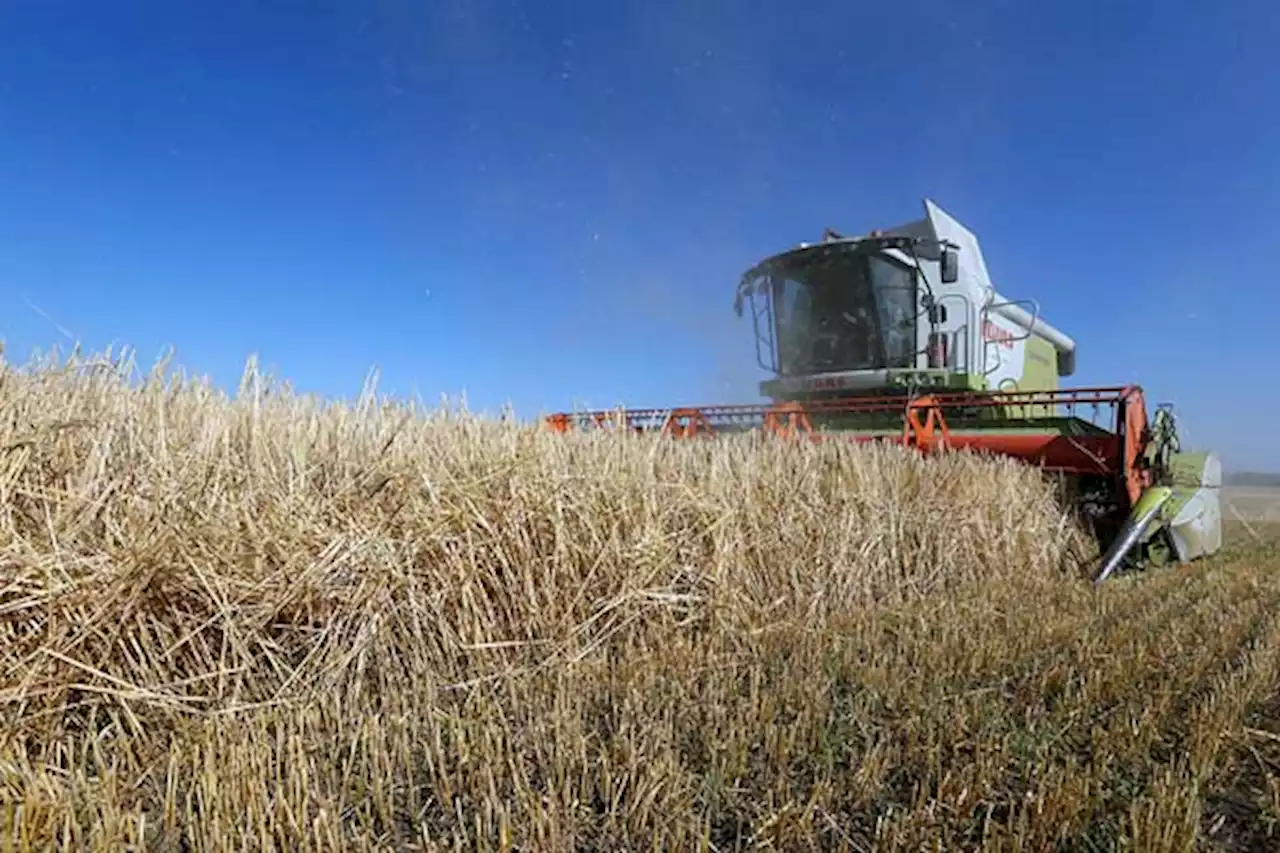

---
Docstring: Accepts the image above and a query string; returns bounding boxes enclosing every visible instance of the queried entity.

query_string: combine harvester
[545,199,1221,582]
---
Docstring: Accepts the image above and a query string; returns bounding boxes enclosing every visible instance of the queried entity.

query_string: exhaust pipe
[1093,487,1173,585]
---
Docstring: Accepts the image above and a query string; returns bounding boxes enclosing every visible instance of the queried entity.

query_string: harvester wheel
[1144,530,1176,570]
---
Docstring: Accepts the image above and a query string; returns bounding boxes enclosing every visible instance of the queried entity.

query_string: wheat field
[0,349,1277,852]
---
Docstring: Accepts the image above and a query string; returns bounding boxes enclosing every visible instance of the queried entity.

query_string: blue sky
[0,2,1276,468]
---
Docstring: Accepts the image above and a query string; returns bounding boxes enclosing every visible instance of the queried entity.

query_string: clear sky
[0,2,1276,469]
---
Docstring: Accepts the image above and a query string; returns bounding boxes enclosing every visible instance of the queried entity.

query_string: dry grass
[0,349,1277,851]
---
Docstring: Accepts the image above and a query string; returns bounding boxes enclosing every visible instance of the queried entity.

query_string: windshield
[770,249,917,375]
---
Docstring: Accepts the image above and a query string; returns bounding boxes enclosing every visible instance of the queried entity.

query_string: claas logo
[982,319,1017,350]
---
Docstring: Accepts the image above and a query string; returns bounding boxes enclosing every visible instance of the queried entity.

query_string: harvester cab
[733,199,1076,404]
[548,199,1222,582]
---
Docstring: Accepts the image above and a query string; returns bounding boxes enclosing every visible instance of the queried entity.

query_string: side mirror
[940,247,959,283]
